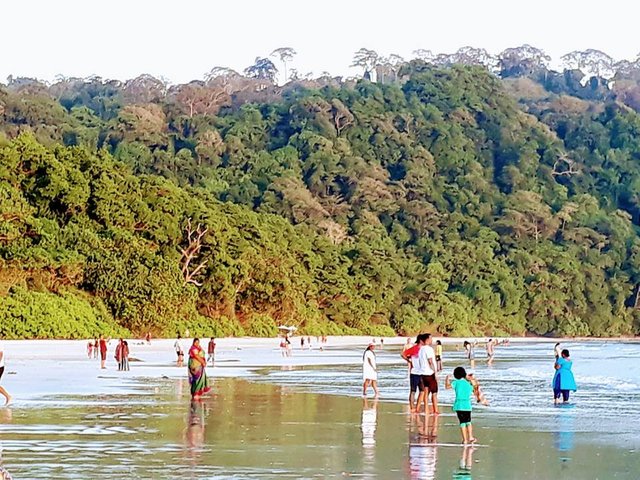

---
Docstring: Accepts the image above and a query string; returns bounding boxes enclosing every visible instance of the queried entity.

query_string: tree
[122,74,167,103]
[498,44,551,78]
[270,47,297,83]
[351,48,380,80]
[561,49,616,79]
[244,57,278,82]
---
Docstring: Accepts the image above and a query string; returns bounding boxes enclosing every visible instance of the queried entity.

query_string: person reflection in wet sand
[408,414,438,479]
[452,447,475,479]
[185,399,205,449]
[361,397,378,451]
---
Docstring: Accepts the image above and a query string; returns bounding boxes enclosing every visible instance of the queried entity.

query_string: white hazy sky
[3,0,639,85]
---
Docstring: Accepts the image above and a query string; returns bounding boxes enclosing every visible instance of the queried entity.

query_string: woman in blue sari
[552,349,577,404]
[188,338,211,399]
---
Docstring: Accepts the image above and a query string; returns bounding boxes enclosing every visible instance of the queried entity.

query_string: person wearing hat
[362,343,379,397]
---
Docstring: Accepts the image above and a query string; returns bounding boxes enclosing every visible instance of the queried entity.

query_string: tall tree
[270,47,297,83]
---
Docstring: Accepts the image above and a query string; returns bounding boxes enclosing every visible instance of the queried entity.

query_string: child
[122,341,130,371]
[445,367,477,444]
[435,340,443,372]
[467,372,489,406]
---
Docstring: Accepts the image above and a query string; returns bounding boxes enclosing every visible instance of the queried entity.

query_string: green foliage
[2,64,640,338]
[0,287,126,339]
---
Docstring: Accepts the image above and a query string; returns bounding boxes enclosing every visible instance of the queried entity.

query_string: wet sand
[1,338,639,478]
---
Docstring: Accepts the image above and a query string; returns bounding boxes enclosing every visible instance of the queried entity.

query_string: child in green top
[445,366,477,444]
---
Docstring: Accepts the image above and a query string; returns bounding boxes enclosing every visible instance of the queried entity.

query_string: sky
[3,0,638,85]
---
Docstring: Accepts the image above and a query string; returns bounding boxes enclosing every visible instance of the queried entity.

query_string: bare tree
[270,47,297,82]
[498,44,551,77]
[180,219,208,286]
[412,49,434,62]
[244,57,278,82]
[123,74,168,103]
[552,154,580,177]
[561,49,616,79]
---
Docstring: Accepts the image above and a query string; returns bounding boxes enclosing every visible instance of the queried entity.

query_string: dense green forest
[3,45,640,338]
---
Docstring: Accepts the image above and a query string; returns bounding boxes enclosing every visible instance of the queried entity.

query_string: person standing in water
[115,339,124,371]
[486,338,495,364]
[99,334,108,369]
[122,341,130,371]
[445,367,477,445]
[207,337,216,366]
[401,334,427,412]
[175,334,185,367]
[552,349,577,404]
[434,340,443,372]
[188,338,211,399]
[362,343,379,397]
[0,338,12,405]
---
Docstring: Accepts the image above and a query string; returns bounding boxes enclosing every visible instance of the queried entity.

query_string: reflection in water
[361,397,377,464]
[452,447,474,479]
[185,399,205,452]
[554,406,575,466]
[408,414,438,480]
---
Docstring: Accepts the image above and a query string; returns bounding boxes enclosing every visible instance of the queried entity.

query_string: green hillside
[2,61,640,338]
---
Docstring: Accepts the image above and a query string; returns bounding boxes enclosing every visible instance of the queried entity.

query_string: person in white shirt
[174,334,185,367]
[401,333,428,412]
[362,344,379,397]
[417,334,439,415]
[0,340,12,405]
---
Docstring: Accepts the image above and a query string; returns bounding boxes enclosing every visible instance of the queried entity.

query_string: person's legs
[372,380,379,397]
[467,423,476,443]
[0,386,11,405]
[362,379,370,396]
[431,393,440,414]
[562,390,570,402]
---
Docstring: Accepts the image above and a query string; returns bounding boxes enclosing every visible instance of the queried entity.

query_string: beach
[1,336,639,479]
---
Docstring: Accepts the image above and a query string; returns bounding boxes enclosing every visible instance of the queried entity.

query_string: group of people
[86,335,109,369]
[114,339,130,371]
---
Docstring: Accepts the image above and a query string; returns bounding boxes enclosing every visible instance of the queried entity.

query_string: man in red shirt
[99,334,108,369]
[401,333,427,412]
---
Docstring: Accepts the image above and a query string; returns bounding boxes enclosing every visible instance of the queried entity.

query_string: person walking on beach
[87,340,93,359]
[99,334,108,369]
[420,334,440,415]
[362,343,379,397]
[554,342,562,359]
[552,349,577,404]
[434,340,443,372]
[93,338,99,359]
[0,339,12,405]
[464,341,475,368]
[445,367,477,445]
[300,337,305,349]
[188,338,211,399]
[175,334,185,367]
[401,334,427,412]
[207,337,216,366]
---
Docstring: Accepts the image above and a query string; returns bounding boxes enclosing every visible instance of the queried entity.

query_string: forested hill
[3,58,640,338]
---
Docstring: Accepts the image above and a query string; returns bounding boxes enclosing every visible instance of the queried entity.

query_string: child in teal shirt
[445,366,477,444]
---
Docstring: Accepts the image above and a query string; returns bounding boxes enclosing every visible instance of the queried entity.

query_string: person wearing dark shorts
[421,373,439,395]
[401,334,428,412]
[446,366,477,444]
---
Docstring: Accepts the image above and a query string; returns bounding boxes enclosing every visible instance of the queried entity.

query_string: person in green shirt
[445,366,477,444]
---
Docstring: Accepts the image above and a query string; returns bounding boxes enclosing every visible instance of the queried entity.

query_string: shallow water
[0,341,639,479]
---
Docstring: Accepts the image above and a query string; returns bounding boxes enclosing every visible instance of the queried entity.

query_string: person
[87,340,93,359]
[467,371,489,406]
[285,335,292,357]
[401,334,427,412]
[115,339,124,371]
[486,338,495,364]
[434,340,443,372]
[93,338,99,359]
[300,337,305,349]
[175,334,185,367]
[420,334,440,415]
[445,366,477,444]
[188,338,211,399]
[207,337,216,366]
[554,342,562,360]
[362,343,379,397]
[307,336,311,349]
[99,334,108,369]
[0,338,12,405]
[463,341,475,368]
[122,341,130,371]
[145,332,151,344]
[380,338,384,348]
[552,349,577,404]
